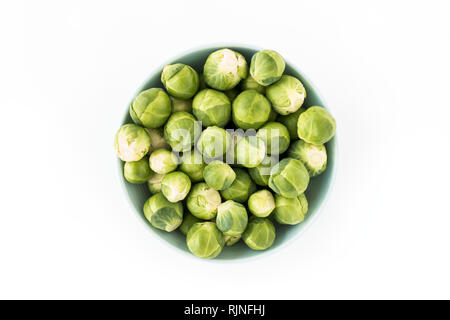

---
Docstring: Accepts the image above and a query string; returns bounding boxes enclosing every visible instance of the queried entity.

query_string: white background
[1,0,450,299]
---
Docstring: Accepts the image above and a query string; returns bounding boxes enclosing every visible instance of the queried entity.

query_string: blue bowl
[118,45,337,262]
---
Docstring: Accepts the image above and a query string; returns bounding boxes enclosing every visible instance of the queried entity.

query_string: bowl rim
[116,42,339,263]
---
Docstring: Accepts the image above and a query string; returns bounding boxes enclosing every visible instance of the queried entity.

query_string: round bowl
[117,45,337,262]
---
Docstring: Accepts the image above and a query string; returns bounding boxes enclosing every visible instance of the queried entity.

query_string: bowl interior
[118,46,336,261]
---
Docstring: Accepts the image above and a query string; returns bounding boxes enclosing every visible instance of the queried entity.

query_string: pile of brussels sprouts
[114,48,336,259]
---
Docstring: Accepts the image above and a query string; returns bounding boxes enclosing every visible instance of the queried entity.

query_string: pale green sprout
[146,128,170,152]
[242,217,276,250]
[232,90,271,129]
[278,108,305,140]
[216,200,248,237]
[248,189,275,218]
[186,222,225,259]
[203,48,248,90]
[197,126,231,159]
[179,150,205,182]
[164,111,201,152]
[269,158,310,198]
[288,140,327,177]
[124,157,151,184]
[266,75,306,115]
[129,88,172,128]
[192,89,231,127]
[236,136,266,168]
[161,171,191,203]
[143,193,183,232]
[250,50,285,86]
[240,74,266,94]
[161,63,199,100]
[186,182,221,220]
[248,155,278,186]
[274,193,308,225]
[170,96,193,113]
[147,171,164,194]
[179,213,201,236]
[203,161,236,190]
[149,148,179,174]
[114,124,151,162]
[220,168,256,203]
[256,122,290,155]
[297,106,336,144]
[223,235,241,246]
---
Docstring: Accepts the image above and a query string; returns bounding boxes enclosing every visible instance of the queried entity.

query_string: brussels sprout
[269,158,310,198]
[146,128,170,152]
[223,235,241,246]
[179,213,201,236]
[114,124,151,162]
[186,182,221,220]
[149,148,179,174]
[192,89,231,127]
[216,200,248,237]
[186,222,224,259]
[220,168,256,203]
[161,63,199,100]
[249,50,285,86]
[203,161,236,190]
[248,155,278,186]
[170,96,193,113]
[278,108,305,140]
[274,193,308,225]
[224,88,239,102]
[248,189,275,217]
[256,122,290,155]
[225,130,245,165]
[288,140,327,176]
[143,193,183,232]
[147,171,164,194]
[203,48,248,90]
[297,106,336,144]
[197,126,231,159]
[266,75,306,115]
[242,217,276,250]
[240,74,266,94]
[164,111,201,152]
[236,136,266,168]
[161,171,191,203]
[129,88,172,128]
[232,90,271,130]
[124,157,151,184]
[179,150,205,182]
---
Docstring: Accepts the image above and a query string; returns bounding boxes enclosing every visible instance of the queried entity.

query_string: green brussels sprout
[186,222,224,259]
[240,74,266,94]
[145,128,170,152]
[197,126,231,159]
[164,111,201,152]
[232,90,271,130]
[149,148,179,174]
[161,63,199,100]
[223,235,241,246]
[129,88,172,128]
[224,130,245,165]
[203,161,236,190]
[248,189,275,217]
[186,182,221,220]
[288,140,327,177]
[242,217,276,250]
[266,75,306,115]
[224,88,239,102]
[216,200,248,237]
[220,168,256,203]
[249,50,285,86]
[179,150,205,182]
[114,124,151,162]
[179,213,201,236]
[256,122,290,155]
[297,106,336,144]
[278,108,305,140]
[147,171,164,194]
[235,136,266,168]
[170,96,193,113]
[203,48,248,90]
[269,158,310,198]
[161,171,191,203]
[143,193,183,232]
[124,157,151,184]
[192,89,231,127]
[248,155,278,186]
[274,193,308,225]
